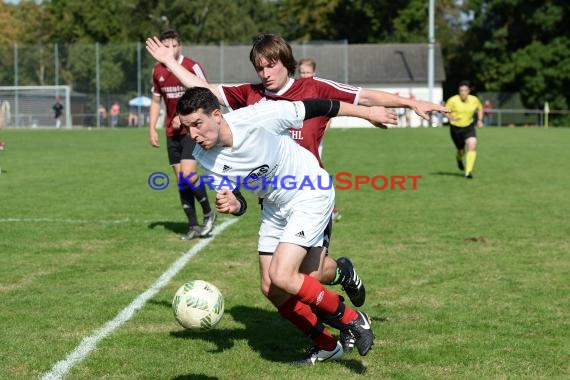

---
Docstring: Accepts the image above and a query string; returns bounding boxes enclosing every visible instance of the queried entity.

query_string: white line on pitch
[40,218,239,380]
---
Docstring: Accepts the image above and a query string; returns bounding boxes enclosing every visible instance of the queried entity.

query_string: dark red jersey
[220,77,360,167]
[152,56,207,137]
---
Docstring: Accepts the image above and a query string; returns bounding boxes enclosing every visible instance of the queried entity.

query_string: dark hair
[176,87,220,116]
[159,29,181,43]
[249,34,297,76]
[458,80,471,88]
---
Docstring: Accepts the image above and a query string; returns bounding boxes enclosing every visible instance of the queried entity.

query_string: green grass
[0,127,568,379]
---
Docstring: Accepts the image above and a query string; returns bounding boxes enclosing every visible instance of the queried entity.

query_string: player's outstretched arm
[359,89,449,121]
[337,102,397,129]
[145,37,224,101]
[301,99,396,129]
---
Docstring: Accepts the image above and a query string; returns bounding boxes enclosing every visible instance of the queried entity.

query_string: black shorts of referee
[449,123,476,150]
[167,134,196,165]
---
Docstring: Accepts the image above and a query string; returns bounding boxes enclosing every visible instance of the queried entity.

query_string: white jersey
[193,100,331,206]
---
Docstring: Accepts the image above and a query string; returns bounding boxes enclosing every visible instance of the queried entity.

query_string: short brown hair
[249,34,297,77]
[159,29,181,43]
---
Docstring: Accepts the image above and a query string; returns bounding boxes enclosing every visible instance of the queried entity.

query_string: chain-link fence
[1,41,563,128]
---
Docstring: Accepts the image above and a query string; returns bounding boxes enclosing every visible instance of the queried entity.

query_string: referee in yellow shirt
[445,81,483,178]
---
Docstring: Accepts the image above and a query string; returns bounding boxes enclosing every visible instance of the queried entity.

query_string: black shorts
[166,134,196,165]
[449,124,476,150]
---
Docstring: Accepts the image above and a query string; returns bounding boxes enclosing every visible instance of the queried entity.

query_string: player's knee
[268,267,291,291]
[181,173,199,185]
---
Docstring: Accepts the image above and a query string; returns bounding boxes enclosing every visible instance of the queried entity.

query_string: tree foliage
[463,0,570,108]
[0,0,568,111]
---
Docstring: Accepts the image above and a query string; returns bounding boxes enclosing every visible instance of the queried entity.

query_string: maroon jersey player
[148,29,215,241]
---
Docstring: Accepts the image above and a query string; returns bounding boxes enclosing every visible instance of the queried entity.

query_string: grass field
[0,126,569,379]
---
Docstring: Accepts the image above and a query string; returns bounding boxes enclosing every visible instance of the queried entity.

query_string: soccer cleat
[180,226,202,241]
[457,160,464,171]
[339,329,355,353]
[293,341,344,365]
[200,211,217,237]
[346,311,374,356]
[337,257,366,307]
[465,172,473,179]
[332,209,342,222]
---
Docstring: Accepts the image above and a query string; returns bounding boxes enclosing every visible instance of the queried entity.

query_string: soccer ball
[172,280,224,331]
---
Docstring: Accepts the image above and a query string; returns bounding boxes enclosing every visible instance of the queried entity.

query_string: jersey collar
[265,77,295,96]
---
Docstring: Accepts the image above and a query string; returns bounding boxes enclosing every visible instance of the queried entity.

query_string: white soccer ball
[172,280,224,331]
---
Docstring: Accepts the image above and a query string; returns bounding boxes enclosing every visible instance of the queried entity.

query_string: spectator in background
[98,104,107,126]
[128,105,138,127]
[445,80,483,179]
[110,102,120,127]
[52,96,64,128]
[483,100,493,127]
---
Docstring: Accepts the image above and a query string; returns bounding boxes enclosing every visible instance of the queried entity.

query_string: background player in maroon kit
[148,29,215,240]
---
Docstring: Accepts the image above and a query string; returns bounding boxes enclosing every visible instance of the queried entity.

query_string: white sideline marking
[40,218,239,380]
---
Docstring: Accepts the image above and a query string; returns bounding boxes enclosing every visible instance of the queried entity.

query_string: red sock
[296,274,358,324]
[278,297,337,350]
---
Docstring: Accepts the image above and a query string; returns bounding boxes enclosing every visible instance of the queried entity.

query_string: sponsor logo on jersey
[245,165,270,182]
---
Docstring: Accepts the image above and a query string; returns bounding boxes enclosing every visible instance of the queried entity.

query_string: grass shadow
[430,171,465,177]
[172,375,219,380]
[170,305,368,373]
[148,299,172,309]
[148,221,188,234]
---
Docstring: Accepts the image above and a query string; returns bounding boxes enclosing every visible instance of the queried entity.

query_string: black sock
[192,183,212,215]
[179,187,198,227]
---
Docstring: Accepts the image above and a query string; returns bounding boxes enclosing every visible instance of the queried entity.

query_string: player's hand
[149,129,160,148]
[412,100,450,121]
[215,189,240,214]
[145,36,175,65]
[367,106,397,128]
[171,115,181,130]
[477,120,484,128]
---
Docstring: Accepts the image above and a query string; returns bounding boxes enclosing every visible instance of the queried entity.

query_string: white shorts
[258,188,335,253]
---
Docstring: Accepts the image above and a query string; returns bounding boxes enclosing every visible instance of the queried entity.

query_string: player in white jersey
[176,87,392,364]
[146,35,448,302]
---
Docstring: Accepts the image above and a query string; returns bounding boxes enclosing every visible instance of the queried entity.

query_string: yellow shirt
[445,94,482,127]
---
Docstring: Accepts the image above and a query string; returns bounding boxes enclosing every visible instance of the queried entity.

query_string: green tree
[148,0,285,44]
[464,0,570,109]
